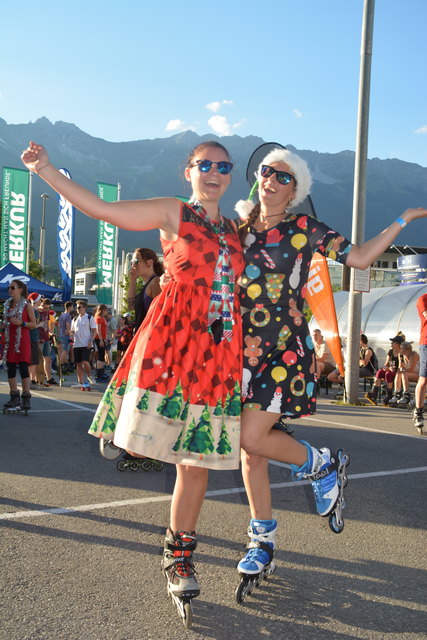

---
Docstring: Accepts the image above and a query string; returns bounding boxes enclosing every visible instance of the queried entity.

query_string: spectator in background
[390,341,419,406]
[359,334,378,378]
[58,301,74,374]
[115,313,133,368]
[0,279,37,412]
[105,309,117,369]
[38,298,57,385]
[312,328,335,379]
[127,248,163,333]
[413,294,427,434]
[28,293,43,386]
[94,304,110,382]
[70,300,96,389]
[365,335,404,406]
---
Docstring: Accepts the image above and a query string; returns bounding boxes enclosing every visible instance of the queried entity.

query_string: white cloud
[414,125,427,134]
[205,99,234,112]
[232,119,246,130]
[206,101,222,113]
[208,115,232,136]
[165,119,185,131]
[293,109,303,119]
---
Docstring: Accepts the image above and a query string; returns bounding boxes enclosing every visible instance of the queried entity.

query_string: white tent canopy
[311,284,427,365]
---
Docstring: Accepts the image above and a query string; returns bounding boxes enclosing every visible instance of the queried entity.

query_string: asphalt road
[1,373,426,640]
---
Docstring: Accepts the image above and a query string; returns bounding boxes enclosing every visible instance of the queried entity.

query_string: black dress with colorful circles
[239,213,351,419]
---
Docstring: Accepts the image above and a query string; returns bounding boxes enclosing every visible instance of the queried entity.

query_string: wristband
[22,321,26,328]
[395,216,407,228]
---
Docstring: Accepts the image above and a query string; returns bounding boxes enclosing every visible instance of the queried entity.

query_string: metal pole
[39,193,49,269]
[26,172,33,273]
[344,0,375,404]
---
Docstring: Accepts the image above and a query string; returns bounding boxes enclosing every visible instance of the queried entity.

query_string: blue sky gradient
[2,0,426,166]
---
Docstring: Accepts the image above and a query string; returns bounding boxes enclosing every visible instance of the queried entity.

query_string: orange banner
[305,253,344,376]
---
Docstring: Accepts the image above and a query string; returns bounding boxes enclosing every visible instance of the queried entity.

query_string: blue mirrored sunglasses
[190,159,233,175]
[261,165,296,186]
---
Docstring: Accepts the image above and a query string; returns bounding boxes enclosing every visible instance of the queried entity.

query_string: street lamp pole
[39,193,50,269]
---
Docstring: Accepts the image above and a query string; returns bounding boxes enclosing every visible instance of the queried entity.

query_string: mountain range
[1,117,426,271]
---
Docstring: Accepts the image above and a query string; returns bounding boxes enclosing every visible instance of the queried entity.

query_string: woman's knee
[240,428,262,455]
[241,449,268,471]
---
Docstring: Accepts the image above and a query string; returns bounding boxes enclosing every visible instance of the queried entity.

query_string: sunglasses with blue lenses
[190,159,233,175]
[260,165,296,186]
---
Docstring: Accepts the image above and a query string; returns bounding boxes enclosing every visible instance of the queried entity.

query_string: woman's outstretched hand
[21,141,50,174]
[404,207,427,222]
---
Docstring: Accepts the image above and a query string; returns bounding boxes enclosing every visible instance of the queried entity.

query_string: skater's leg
[170,465,209,532]
[415,375,427,409]
[241,410,307,465]
[241,450,272,520]
[241,410,346,517]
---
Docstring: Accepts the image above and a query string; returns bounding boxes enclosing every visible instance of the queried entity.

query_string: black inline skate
[20,391,31,416]
[3,390,21,414]
[235,519,276,604]
[413,408,424,435]
[162,528,199,629]
[116,453,164,472]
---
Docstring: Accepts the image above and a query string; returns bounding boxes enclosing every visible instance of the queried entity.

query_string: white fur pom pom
[234,199,255,220]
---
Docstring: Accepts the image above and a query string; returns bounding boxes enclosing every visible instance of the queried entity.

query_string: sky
[2,0,426,167]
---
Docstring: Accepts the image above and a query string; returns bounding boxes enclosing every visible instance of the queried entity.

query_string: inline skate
[388,390,403,407]
[116,453,164,472]
[20,391,31,416]
[291,441,350,533]
[235,519,276,604]
[162,528,199,629]
[413,408,424,435]
[3,390,22,414]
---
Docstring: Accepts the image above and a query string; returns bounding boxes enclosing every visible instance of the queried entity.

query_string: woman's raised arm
[346,207,427,270]
[21,142,179,234]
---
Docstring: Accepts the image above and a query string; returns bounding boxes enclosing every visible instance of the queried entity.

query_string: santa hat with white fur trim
[235,147,313,220]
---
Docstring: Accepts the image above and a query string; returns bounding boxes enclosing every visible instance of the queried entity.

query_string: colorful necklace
[188,196,235,343]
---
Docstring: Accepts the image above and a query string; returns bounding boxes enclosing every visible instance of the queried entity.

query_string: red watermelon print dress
[89,200,245,470]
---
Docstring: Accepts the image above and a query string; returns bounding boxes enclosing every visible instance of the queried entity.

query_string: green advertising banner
[1,167,30,269]
[96,182,118,305]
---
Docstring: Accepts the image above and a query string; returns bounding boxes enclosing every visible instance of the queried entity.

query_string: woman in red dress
[1,279,37,411]
[21,140,245,610]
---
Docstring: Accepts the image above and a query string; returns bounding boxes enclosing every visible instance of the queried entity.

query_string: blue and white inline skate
[235,519,277,603]
[292,441,350,533]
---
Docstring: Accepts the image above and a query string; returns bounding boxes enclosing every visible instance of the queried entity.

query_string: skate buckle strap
[246,540,274,561]
[309,455,338,481]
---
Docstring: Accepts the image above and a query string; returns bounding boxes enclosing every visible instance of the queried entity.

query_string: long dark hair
[136,248,164,276]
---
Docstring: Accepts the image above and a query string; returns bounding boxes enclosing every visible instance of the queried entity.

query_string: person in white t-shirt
[70,300,97,387]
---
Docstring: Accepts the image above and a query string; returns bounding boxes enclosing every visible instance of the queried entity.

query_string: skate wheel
[329,512,344,534]
[235,578,250,604]
[152,460,164,471]
[141,459,153,471]
[182,599,193,629]
[130,461,140,471]
[117,460,127,472]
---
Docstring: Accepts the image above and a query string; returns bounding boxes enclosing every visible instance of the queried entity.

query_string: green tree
[172,424,186,452]
[89,384,117,436]
[224,381,241,417]
[184,405,215,458]
[157,383,184,420]
[116,379,127,396]
[216,423,232,457]
[137,390,150,411]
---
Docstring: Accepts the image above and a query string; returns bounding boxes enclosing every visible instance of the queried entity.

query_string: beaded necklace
[4,297,27,355]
